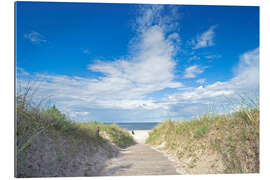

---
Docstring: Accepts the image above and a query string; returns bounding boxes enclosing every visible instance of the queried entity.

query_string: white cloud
[86,5,183,100]
[183,65,204,78]
[192,25,217,49]
[168,32,181,43]
[232,47,259,88]
[24,31,47,44]
[163,48,259,118]
[196,78,207,84]
[18,47,259,122]
[205,54,221,59]
[17,5,259,122]
[135,5,179,34]
[16,67,29,76]
[189,55,200,61]
[18,5,182,122]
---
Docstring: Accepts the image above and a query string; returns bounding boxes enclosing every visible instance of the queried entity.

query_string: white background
[0,0,269,180]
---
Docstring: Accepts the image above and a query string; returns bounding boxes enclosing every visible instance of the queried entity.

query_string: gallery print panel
[15,1,259,177]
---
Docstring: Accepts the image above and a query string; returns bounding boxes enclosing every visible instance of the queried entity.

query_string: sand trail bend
[99,132,179,176]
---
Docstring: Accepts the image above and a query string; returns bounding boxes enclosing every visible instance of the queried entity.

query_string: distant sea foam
[104,122,159,130]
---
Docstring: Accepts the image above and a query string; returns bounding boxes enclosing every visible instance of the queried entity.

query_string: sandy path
[129,130,150,144]
[98,130,179,176]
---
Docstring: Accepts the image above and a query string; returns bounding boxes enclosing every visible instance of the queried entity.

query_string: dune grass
[146,106,259,173]
[16,92,136,177]
[16,94,134,156]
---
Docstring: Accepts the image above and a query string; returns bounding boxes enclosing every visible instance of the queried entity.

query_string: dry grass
[16,84,134,157]
[146,106,259,174]
[16,87,135,177]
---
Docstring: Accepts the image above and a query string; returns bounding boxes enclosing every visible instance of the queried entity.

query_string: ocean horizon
[104,122,160,130]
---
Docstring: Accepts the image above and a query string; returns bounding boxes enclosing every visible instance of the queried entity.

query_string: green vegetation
[16,86,135,177]
[16,90,134,157]
[99,123,135,148]
[146,106,259,174]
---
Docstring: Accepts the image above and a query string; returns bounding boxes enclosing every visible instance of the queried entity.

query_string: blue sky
[16,2,259,122]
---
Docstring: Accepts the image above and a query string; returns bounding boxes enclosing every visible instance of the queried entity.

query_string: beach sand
[129,130,150,144]
[100,129,180,176]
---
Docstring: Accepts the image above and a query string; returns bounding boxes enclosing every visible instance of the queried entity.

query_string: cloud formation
[183,65,204,78]
[192,25,217,49]
[85,5,182,104]
[17,6,259,122]
[24,31,47,44]
[196,78,207,84]
[205,54,221,60]
[18,5,182,122]
[164,48,259,118]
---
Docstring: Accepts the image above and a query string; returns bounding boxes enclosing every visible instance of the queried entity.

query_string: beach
[100,129,179,176]
[129,130,150,144]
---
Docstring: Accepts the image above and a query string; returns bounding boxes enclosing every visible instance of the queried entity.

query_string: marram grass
[146,107,259,174]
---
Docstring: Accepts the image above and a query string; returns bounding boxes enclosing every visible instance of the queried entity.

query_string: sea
[104,122,159,130]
